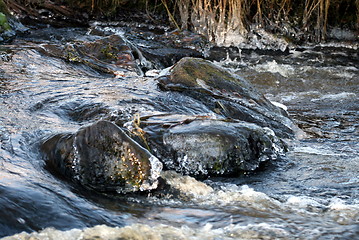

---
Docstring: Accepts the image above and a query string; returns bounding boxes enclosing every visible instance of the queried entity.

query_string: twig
[161,0,181,30]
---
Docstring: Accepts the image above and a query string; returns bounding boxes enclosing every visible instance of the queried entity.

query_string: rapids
[0,23,358,239]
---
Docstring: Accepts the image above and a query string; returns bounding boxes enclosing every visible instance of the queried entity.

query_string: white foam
[328,198,359,225]
[333,71,356,79]
[252,60,295,77]
[144,69,161,77]
[1,222,291,240]
[319,41,359,50]
[160,171,359,225]
[318,92,357,101]
[286,196,324,210]
[293,146,342,156]
[221,222,290,239]
[2,227,83,240]
[4,183,359,240]
[160,171,282,211]
[161,171,214,197]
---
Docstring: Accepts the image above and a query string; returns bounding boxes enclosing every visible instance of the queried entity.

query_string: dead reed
[176,0,248,45]
[172,0,358,43]
[3,0,357,43]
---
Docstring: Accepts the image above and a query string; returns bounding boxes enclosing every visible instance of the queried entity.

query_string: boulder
[39,35,141,76]
[157,57,295,138]
[126,115,286,177]
[41,120,162,193]
[135,30,206,69]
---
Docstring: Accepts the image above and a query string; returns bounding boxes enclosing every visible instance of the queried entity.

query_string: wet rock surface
[17,25,298,191]
[158,57,296,138]
[132,29,206,69]
[41,120,162,193]
[135,116,285,177]
[87,23,207,70]
[35,56,294,182]
[39,34,141,76]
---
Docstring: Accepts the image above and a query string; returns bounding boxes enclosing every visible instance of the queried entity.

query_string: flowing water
[0,23,358,239]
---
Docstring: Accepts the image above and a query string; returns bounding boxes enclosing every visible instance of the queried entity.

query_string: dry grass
[177,0,248,45]
[3,0,358,42]
[302,0,330,41]
[173,0,358,43]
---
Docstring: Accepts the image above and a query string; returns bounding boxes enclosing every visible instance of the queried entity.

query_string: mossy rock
[0,1,17,43]
[158,57,296,138]
[39,35,140,75]
[0,0,11,33]
[0,12,11,32]
[41,120,162,193]
[158,57,265,104]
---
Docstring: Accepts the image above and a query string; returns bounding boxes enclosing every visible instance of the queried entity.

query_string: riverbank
[1,0,358,48]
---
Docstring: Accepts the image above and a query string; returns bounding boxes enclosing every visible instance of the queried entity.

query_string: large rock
[41,120,162,193]
[126,115,286,177]
[157,57,295,138]
[134,29,206,69]
[39,35,141,76]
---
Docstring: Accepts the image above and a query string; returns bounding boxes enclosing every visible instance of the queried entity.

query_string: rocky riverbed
[0,20,358,239]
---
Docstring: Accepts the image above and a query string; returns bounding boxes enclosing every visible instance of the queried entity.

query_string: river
[0,22,358,239]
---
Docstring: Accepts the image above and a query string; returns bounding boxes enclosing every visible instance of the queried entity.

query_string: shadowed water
[0,25,358,239]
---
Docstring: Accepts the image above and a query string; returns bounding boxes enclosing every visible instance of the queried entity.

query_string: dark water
[0,24,358,239]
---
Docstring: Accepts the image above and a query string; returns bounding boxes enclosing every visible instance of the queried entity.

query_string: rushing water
[0,23,358,239]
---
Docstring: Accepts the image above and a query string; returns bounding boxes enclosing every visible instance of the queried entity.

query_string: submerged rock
[127,115,286,177]
[158,57,295,138]
[41,120,162,193]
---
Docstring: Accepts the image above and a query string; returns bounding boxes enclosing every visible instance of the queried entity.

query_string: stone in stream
[126,115,286,177]
[39,34,141,76]
[157,57,296,138]
[41,120,162,193]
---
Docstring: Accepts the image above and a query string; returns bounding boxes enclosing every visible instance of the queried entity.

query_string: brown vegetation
[3,0,130,20]
[160,0,358,44]
[169,0,358,43]
[2,0,358,43]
